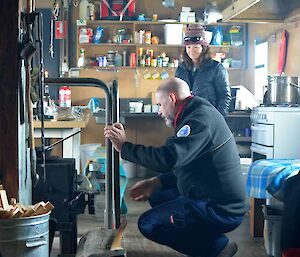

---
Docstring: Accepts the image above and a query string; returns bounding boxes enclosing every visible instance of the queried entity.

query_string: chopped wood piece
[21,207,35,217]
[110,220,127,251]
[45,201,55,212]
[10,198,17,206]
[0,190,9,210]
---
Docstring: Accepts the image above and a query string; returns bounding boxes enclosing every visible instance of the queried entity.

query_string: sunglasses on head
[184,36,205,43]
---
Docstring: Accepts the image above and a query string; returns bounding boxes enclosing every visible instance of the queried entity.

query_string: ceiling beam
[285,7,300,23]
[222,0,261,21]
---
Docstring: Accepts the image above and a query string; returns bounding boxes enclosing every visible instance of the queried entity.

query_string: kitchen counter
[33,114,90,129]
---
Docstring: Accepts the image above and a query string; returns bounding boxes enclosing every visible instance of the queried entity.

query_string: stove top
[254,105,300,112]
[260,103,300,108]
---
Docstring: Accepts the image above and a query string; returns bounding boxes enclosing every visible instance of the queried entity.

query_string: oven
[250,106,300,162]
[249,106,300,238]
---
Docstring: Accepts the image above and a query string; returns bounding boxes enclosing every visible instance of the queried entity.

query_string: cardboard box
[181,6,191,12]
[180,12,195,23]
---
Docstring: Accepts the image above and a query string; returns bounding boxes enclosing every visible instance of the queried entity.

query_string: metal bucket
[267,76,299,105]
[0,213,50,257]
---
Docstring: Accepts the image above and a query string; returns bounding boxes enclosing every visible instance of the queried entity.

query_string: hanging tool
[20,12,39,187]
[71,0,78,7]
[49,0,60,58]
[36,11,47,183]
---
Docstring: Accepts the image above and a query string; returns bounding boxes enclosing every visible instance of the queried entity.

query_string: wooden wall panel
[245,22,282,93]
[246,21,300,95]
[0,0,19,200]
[268,21,300,76]
[70,69,175,146]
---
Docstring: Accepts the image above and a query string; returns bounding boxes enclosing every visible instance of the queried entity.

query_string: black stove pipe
[112,80,121,228]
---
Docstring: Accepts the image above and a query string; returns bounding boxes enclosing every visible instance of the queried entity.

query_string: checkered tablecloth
[247,159,300,199]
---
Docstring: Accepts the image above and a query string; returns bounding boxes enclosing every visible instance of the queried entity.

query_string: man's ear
[169,92,178,107]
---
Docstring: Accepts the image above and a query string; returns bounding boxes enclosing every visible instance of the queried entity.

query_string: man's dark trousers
[138,188,243,257]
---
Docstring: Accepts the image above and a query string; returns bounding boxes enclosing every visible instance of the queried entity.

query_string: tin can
[145,56,151,67]
[102,56,107,67]
[173,59,179,67]
[107,51,114,66]
[139,30,145,44]
[130,53,136,67]
[146,49,154,58]
[139,57,145,67]
[145,31,151,44]
[97,56,103,67]
[151,58,157,67]
[157,57,163,67]
[138,48,144,57]
[122,50,127,66]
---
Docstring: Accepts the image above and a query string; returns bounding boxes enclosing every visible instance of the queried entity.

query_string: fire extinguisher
[59,86,71,107]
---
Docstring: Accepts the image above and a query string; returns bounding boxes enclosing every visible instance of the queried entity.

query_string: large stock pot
[266,75,299,105]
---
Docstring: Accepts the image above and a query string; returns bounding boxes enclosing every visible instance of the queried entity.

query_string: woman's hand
[129,177,162,201]
[104,123,127,152]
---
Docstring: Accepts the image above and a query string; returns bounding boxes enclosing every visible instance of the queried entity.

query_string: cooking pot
[266,75,300,105]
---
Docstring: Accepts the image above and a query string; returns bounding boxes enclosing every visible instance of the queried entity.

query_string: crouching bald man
[104,78,249,257]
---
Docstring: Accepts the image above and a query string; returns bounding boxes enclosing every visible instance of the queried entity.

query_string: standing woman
[175,24,231,116]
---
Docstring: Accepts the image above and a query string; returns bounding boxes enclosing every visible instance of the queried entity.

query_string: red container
[100,0,135,19]
[282,248,300,257]
[59,86,71,107]
[130,53,136,67]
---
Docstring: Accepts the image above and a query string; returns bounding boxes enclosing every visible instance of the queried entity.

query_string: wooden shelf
[77,21,247,71]
[79,43,244,48]
[71,66,239,72]
[79,43,136,47]
[210,45,244,48]
[86,20,199,26]
[136,43,182,47]
[85,20,244,26]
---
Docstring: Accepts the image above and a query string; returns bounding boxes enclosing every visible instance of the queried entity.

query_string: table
[33,115,90,173]
[247,159,300,237]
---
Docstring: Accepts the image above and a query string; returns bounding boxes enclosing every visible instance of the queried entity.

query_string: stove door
[251,143,274,161]
[251,123,274,146]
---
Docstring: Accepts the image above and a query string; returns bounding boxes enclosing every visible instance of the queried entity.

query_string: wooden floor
[51,177,268,257]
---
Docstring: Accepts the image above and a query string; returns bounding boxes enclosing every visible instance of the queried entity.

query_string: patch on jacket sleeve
[176,125,191,137]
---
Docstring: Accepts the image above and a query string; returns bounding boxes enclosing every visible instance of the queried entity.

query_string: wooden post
[0,0,21,200]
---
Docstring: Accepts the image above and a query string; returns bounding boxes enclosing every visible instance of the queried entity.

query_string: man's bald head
[156,78,191,101]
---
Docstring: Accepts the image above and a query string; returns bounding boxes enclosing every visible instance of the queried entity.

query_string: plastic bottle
[44,85,51,108]
[79,0,90,20]
[122,50,127,66]
[93,26,103,44]
[114,51,122,67]
[59,86,71,107]
[77,48,85,67]
[213,26,223,46]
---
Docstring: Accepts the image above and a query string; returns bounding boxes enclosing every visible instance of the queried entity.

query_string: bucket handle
[26,237,47,248]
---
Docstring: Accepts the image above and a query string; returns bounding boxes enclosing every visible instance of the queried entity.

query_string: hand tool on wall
[20,11,39,187]
[50,0,60,58]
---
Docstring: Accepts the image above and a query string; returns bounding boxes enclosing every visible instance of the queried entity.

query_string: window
[254,41,268,102]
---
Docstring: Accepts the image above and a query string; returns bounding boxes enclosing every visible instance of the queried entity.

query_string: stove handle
[250,145,267,155]
[251,125,267,132]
